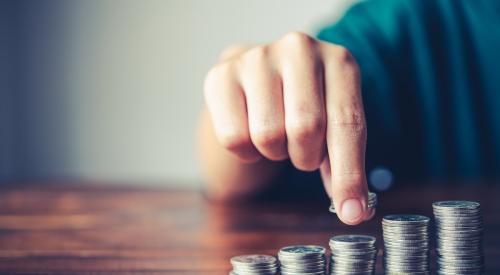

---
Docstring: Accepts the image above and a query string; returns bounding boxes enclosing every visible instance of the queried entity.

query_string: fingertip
[226,143,263,164]
[232,146,263,163]
[338,198,366,225]
[236,154,262,164]
[291,158,322,172]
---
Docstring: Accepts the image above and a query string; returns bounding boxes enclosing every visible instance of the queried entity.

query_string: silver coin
[329,235,376,249]
[231,255,277,265]
[433,200,480,209]
[281,271,325,275]
[279,245,325,256]
[383,214,430,224]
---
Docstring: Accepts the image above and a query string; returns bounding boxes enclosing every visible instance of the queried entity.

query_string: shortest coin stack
[329,235,377,275]
[329,192,377,214]
[278,245,327,275]
[230,254,278,275]
[433,200,484,275]
[382,214,430,274]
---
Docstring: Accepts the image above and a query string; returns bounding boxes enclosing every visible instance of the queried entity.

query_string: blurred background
[0,0,358,187]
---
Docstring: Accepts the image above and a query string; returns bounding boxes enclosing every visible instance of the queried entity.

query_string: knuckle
[287,116,325,145]
[334,45,354,63]
[204,62,234,94]
[205,62,232,84]
[337,47,360,74]
[280,31,314,49]
[219,44,246,61]
[331,107,365,125]
[324,45,359,73]
[241,45,269,65]
[330,108,367,137]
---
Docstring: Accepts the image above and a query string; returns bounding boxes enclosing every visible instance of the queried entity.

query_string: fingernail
[340,199,363,223]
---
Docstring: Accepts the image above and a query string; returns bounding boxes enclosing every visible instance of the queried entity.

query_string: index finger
[319,43,369,225]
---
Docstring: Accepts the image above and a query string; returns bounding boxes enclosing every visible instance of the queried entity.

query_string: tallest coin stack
[433,201,484,274]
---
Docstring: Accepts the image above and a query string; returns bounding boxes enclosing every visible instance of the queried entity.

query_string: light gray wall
[1,0,357,187]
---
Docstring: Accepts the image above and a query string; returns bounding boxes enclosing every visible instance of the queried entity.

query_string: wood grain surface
[0,183,498,274]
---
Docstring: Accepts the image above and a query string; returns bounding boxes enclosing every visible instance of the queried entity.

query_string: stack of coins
[329,235,377,275]
[329,192,377,214]
[229,255,278,275]
[278,245,327,275]
[382,214,430,274]
[433,200,484,274]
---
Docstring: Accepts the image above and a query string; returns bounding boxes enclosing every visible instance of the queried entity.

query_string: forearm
[197,108,286,201]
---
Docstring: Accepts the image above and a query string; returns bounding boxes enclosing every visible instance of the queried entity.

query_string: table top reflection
[0,182,498,274]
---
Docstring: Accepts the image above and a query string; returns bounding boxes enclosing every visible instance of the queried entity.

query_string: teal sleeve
[315,0,500,179]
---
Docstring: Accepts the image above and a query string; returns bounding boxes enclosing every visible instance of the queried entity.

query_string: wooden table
[0,183,498,274]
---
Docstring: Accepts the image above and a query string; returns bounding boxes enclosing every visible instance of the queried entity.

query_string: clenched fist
[202,32,372,225]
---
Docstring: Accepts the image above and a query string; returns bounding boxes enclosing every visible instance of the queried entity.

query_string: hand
[204,32,372,225]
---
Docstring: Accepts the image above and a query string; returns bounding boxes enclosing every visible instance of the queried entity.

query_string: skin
[198,32,374,225]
